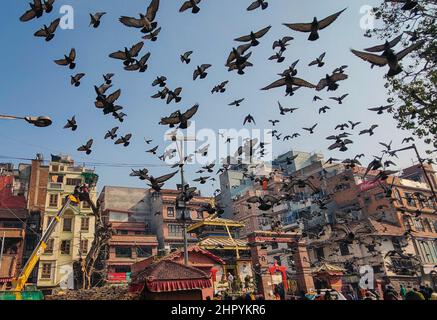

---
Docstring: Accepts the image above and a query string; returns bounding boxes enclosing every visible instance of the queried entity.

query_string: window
[45,239,54,254]
[114,266,131,273]
[273,256,282,266]
[413,219,424,232]
[2,221,22,228]
[134,231,146,235]
[41,263,53,279]
[392,238,403,252]
[60,240,71,255]
[116,230,128,235]
[339,243,350,256]
[196,210,204,220]
[417,240,437,264]
[82,201,91,209]
[136,246,152,258]
[167,207,175,218]
[51,165,59,172]
[402,217,411,230]
[63,218,72,232]
[168,224,183,237]
[373,265,383,274]
[79,240,88,255]
[271,243,279,250]
[115,247,132,258]
[394,189,402,204]
[81,218,90,231]
[66,178,82,186]
[405,193,416,207]
[49,194,58,207]
[314,247,325,260]
[374,193,385,201]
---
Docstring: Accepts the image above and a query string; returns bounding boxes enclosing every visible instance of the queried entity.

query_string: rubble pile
[46,286,138,300]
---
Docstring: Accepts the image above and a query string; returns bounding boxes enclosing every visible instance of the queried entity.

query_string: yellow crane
[1,185,95,300]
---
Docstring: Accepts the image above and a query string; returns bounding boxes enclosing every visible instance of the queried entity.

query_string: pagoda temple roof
[187,217,245,233]
[198,237,249,250]
[313,262,345,274]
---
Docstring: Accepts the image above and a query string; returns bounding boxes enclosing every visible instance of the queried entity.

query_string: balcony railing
[0,228,25,238]
[48,182,63,190]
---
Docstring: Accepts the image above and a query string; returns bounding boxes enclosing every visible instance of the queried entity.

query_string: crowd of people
[208,283,437,301]
[304,284,437,301]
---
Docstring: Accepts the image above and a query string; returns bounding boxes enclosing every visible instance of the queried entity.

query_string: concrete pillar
[293,241,315,293]
[248,234,274,300]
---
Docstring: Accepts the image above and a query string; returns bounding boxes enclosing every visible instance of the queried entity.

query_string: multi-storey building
[36,155,98,292]
[98,186,158,284]
[97,186,212,283]
[0,166,28,288]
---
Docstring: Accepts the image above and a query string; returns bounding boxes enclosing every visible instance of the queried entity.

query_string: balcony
[0,228,25,238]
[48,182,63,190]
[110,234,158,246]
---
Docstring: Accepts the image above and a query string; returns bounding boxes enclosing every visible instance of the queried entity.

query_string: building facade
[36,155,97,291]
[0,165,29,288]
[97,186,213,283]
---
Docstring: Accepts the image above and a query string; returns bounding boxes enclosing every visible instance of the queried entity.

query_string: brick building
[97,186,213,283]
[0,171,28,288]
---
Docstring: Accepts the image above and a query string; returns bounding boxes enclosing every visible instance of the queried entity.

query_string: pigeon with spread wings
[272,36,294,51]
[54,48,77,69]
[234,26,271,47]
[119,0,160,33]
[71,73,85,87]
[247,0,269,11]
[262,74,316,96]
[77,139,93,155]
[104,127,119,140]
[159,104,199,129]
[20,0,43,22]
[145,171,179,192]
[180,0,202,14]
[283,8,346,41]
[181,51,193,64]
[109,42,144,66]
[34,18,60,41]
[63,116,77,131]
[316,73,348,91]
[124,52,151,72]
[130,168,149,180]
[193,64,212,80]
[115,134,132,147]
[351,40,424,77]
[20,0,54,22]
[90,12,106,28]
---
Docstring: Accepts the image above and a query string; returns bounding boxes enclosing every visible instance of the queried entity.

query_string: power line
[0,155,172,169]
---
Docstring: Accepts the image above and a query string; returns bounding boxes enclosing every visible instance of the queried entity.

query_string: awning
[146,278,211,293]
[0,277,13,283]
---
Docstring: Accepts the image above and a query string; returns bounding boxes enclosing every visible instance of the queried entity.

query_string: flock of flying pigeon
[18,0,431,198]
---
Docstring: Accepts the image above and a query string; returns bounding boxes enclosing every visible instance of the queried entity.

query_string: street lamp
[165,132,196,266]
[0,114,52,128]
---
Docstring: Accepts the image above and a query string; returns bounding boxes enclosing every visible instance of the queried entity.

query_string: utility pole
[180,162,189,266]
[411,144,437,199]
[0,232,5,271]
[166,132,196,266]
[392,144,437,199]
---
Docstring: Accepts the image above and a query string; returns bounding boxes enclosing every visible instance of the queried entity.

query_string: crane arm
[12,195,80,292]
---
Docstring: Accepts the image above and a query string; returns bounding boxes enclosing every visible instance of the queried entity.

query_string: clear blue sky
[0,0,428,195]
